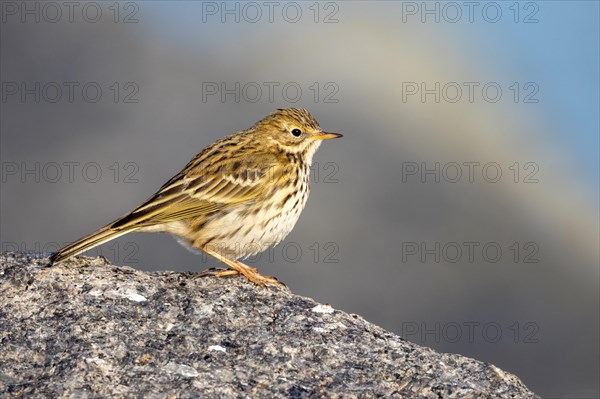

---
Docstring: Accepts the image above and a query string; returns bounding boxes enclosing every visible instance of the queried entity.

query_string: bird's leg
[212,269,240,277]
[194,267,239,279]
[201,247,280,286]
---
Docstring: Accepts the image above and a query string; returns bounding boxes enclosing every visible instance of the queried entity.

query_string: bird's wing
[111,152,280,229]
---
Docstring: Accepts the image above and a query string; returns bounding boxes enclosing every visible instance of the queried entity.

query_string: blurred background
[1,1,598,397]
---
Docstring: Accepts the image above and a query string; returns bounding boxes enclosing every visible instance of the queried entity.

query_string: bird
[49,108,342,285]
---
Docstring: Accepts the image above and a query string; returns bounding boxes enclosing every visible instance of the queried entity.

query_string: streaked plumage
[50,108,341,285]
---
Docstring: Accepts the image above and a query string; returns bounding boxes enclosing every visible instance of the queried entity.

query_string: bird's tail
[49,223,132,264]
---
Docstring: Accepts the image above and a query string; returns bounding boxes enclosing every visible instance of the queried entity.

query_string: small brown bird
[50,108,341,285]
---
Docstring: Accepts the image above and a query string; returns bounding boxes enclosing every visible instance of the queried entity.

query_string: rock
[0,252,539,398]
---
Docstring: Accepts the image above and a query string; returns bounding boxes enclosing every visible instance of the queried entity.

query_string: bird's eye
[291,128,302,137]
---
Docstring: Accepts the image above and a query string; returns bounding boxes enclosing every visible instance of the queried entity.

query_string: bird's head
[253,108,342,160]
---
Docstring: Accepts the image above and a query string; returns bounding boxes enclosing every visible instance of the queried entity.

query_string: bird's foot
[196,266,281,286]
[199,248,284,287]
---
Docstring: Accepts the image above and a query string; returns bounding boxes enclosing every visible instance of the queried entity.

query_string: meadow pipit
[50,108,341,285]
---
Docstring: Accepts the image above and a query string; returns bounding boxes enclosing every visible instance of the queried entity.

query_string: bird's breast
[186,165,310,260]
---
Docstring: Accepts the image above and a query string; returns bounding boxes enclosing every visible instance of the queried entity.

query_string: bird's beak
[313,132,343,140]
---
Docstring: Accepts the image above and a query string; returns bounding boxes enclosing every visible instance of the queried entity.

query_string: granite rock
[0,252,539,398]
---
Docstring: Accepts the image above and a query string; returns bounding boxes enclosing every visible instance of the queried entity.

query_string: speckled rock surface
[0,252,539,398]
